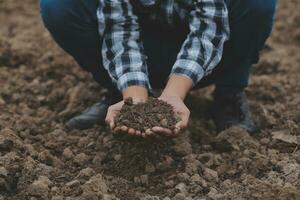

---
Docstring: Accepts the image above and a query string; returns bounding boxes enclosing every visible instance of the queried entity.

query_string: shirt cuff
[171,59,205,86]
[117,71,151,92]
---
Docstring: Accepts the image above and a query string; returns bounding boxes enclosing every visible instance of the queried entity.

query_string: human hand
[150,95,190,137]
[150,75,192,137]
[105,86,148,136]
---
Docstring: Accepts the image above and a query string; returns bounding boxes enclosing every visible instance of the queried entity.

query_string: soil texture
[0,0,300,200]
[115,98,179,132]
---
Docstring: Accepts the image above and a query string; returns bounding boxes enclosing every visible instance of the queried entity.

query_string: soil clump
[115,98,179,132]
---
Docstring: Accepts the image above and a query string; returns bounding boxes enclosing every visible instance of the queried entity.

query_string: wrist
[162,75,193,100]
[122,85,148,102]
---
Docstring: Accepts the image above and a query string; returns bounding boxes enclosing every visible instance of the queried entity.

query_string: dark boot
[212,87,258,133]
[66,89,121,130]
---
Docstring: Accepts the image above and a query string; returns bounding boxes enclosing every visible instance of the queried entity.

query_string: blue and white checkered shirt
[97,0,230,91]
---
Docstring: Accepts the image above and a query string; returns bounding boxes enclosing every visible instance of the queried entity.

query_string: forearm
[162,75,193,100]
[122,86,148,102]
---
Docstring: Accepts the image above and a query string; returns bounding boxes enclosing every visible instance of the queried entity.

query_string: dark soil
[115,98,179,132]
[0,0,300,200]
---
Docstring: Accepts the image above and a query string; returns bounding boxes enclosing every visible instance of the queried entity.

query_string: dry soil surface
[0,0,299,200]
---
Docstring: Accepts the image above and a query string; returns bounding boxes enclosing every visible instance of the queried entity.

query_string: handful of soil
[115,98,180,132]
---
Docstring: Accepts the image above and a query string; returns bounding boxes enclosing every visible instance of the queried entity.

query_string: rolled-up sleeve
[171,0,230,86]
[98,0,151,91]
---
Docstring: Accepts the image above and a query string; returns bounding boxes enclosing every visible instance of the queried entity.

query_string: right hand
[105,100,124,131]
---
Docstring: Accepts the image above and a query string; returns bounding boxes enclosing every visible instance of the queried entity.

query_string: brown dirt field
[0,0,299,199]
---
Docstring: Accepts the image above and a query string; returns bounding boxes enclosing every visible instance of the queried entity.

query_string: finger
[175,122,184,132]
[113,126,121,132]
[105,116,111,125]
[152,126,174,137]
[109,122,115,130]
[121,126,128,132]
[135,130,142,137]
[141,132,147,138]
[128,128,136,136]
[173,127,181,135]
[105,111,116,129]
[145,129,154,137]
[105,107,113,120]
[152,126,173,136]
[176,115,189,130]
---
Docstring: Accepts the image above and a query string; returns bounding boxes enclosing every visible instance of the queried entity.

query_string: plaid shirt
[97,0,230,91]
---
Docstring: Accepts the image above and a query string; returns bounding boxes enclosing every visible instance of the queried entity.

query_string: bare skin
[105,75,193,138]
[151,75,192,136]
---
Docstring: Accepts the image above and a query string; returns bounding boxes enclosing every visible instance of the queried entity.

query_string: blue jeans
[40,0,277,90]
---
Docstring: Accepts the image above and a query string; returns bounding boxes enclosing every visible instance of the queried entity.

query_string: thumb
[105,108,116,129]
[175,112,189,130]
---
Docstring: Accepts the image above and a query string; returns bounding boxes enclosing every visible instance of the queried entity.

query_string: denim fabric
[40,0,277,90]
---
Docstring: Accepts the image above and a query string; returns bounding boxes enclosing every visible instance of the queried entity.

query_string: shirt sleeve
[171,0,230,86]
[98,0,151,92]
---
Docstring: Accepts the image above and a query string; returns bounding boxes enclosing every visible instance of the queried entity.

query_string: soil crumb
[115,98,179,132]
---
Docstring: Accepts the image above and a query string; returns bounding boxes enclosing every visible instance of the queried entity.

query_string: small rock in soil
[38,150,55,165]
[184,154,201,175]
[73,153,89,166]
[81,174,108,199]
[190,174,201,184]
[172,193,186,200]
[140,175,149,186]
[62,147,74,160]
[134,176,141,184]
[172,136,192,157]
[141,195,160,200]
[203,168,219,182]
[65,180,80,188]
[24,144,38,157]
[92,153,106,165]
[211,126,259,152]
[271,130,300,145]
[207,187,223,200]
[177,173,190,182]
[161,156,174,169]
[175,183,187,194]
[51,186,60,195]
[76,168,95,179]
[77,137,90,148]
[103,194,118,200]
[113,154,121,161]
[145,163,156,173]
[51,195,64,200]
[164,180,175,188]
[0,167,8,177]
[220,179,232,189]
[260,138,270,145]
[28,176,52,198]
[0,139,13,152]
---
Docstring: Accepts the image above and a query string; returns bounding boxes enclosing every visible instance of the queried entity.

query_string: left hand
[150,75,193,137]
[151,94,190,137]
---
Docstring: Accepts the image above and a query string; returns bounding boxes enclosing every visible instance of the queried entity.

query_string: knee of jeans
[40,0,71,30]
[248,0,277,21]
